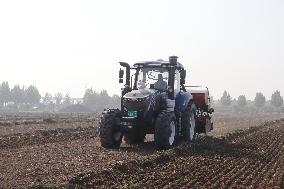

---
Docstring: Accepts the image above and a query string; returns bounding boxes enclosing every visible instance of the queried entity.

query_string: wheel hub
[169,121,176,145]
[113,132,122,141]
[189,113,196,140]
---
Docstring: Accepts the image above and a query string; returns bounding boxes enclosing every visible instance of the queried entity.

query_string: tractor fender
[175,91,193,112]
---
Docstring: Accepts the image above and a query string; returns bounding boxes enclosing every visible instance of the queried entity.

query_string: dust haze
[0,1,284,188]
[0,0,283,101]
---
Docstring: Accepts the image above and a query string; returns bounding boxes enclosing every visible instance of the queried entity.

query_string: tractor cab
[119,57,186,99]
[135,66,169,91]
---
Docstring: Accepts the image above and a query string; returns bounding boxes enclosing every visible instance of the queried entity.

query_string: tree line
[82,88,120,112]
[0,82,41,111]
[42,89,120,112]
[216,90,284,113]
[0,80,282,113]
[0,81,74,112]
[0,81,120,112]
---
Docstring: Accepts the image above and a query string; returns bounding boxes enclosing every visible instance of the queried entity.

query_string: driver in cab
[154,74,167,91]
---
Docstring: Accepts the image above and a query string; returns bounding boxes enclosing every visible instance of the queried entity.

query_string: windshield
[136,67,169,90]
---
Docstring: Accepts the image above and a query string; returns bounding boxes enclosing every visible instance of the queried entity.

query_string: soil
[0,113,283,189]
[58,105,94,113]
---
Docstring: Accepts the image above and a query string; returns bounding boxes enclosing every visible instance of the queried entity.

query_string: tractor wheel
[124,128,146,145]
[99,109,122,149]
[182,102,197,142]
[154,111,177,150]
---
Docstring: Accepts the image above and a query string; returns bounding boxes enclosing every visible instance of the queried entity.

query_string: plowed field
[0,113,283,189]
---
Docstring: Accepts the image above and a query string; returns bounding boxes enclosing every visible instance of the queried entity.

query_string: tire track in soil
[228,133,280,187]
[282,171,284,188]
[64,120,284,189]
[244,128,278,187]
[188,137,260,188]
[253,129,284,188]
[200,123,284,189]
[200,122,284,188]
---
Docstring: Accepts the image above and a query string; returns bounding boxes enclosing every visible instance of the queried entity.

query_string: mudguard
[175,91,193,112]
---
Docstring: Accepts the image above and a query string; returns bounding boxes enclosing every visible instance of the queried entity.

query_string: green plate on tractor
[128,111,138,118]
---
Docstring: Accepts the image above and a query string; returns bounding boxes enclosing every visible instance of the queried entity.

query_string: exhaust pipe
[169,56,178,66]
[168,56,178,100]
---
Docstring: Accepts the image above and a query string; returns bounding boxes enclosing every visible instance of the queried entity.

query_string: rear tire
[182,102,197,142]
[99,109,122,149]
[154,111,177,150]
[124,128,146,144]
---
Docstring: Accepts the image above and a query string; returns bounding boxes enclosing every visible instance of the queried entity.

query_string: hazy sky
[0,0,283,100]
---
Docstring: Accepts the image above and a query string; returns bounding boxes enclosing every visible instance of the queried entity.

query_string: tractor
[99,56,214,150]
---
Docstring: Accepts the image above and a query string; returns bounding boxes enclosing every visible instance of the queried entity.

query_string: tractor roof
[134,60,184,70]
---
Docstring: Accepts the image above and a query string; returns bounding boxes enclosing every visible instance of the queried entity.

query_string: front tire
[182,102,197,142]
[154,111,177,150]
[99,109,122,149]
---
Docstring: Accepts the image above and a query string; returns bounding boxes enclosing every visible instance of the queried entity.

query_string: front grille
[124,100,144,111]
[123,99,149,118]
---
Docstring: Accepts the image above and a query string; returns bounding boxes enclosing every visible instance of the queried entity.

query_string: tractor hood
[122,89,160,119]
[124,89,156,99]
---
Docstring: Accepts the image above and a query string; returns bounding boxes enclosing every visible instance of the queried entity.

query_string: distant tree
[11,85,24,106]
[220,91,232,106]
[110,94,121,108]
[42,92,54,112]
[97,90,111,111]
[63,93,71,106]
[0,81,11,106]
[54,93,63,106]
[43,92,53,104]
[254,92,266,108]
[83,88,97,110]
[237,95,247,108]
[271,90,283,108]
[83,89,112,111]
[24,85,41,105]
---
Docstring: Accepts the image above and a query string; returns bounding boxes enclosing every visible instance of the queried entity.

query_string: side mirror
[119,69,124,78]
[180,70,186,84]
[119,69,124,83]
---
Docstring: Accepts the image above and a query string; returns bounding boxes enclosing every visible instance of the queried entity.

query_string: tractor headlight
[137,96,150,102]
[161,93,168,101]
[123,96,150,103]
